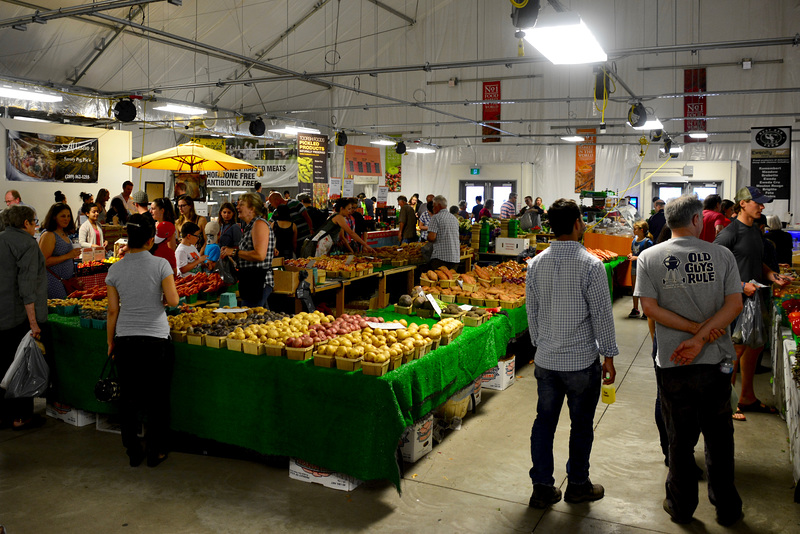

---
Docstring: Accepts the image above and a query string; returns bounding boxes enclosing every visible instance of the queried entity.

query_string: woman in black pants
[106,214,179,467]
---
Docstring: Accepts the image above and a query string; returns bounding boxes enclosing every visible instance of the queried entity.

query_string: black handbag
[94,354,121,402]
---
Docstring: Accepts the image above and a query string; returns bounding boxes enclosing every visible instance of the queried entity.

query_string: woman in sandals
[106,214,179,467]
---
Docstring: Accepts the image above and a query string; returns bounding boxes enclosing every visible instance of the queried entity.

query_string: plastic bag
[731,294,764,348]
[1,332,50,399]
[217,256,238,284]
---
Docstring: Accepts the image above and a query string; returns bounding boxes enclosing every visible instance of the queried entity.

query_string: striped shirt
[500,199,516,219]
[428,209,461,263]
[286,200,310,243]
[238,217,275,288]
[525,241,618,371]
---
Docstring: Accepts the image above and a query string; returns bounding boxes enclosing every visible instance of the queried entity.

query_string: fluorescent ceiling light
[0,87,62,103]
[632,117,663,131]
[523,12,607,65]
[269,125,321,136]
[223,135,235,138]
[669,145,683,154]
[370,137,395,146]
[407,147,436,154]
[153,103,208,115]
[689,131,709,139]
[14,116,54,123]
[561,135,585,142]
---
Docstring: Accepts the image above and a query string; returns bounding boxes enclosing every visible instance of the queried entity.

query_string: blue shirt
[525,241,619,371]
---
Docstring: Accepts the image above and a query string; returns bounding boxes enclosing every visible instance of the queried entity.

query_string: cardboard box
[265,343,285,357]
[335,357,362,371]
[481,355,515,391]
[243,341,265,355]
[274,270,300,293]
[289,457,362,492]
[205,335,227,349]
[187,333,205,346]
[96,413,143,437]
[399,413,434,463]
[285,346,313,360]
[313,352,335,368]
[362,360,389,376]
[226,338,243,352]
[46,402,95,427]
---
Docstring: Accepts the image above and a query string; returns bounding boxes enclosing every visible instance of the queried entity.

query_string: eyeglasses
[192,233,202,239]
[178,204,188,209]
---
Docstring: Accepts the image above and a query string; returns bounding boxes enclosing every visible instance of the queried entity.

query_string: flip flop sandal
[737,400,777,414]
[732,409,747,422]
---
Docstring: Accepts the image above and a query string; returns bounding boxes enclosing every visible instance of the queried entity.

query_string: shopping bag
[1,332,50,399]
[218,256,239,284]
[94,354,121,403]
[731,293,764,348]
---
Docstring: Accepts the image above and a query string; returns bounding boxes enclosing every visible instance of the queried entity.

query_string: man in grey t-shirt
[635,194,743,526]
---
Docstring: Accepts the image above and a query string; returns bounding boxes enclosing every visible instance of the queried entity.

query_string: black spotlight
[335,131,348,146]
[627,102,647,128]
[395,141,406,154]
[113,99,137,122]
[249,118,266,136]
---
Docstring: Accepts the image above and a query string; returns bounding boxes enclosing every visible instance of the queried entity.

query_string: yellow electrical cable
[510,0,529,8]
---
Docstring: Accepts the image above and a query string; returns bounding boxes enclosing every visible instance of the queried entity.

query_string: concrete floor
[2,297,799,533]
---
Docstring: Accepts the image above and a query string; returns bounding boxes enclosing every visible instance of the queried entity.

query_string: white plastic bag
[1,332,49,399]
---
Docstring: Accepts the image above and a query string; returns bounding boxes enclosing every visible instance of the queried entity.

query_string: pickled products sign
[574,128,596,193]
[751,126,791,200]
[6,130,98,182]
[297,133,328,197]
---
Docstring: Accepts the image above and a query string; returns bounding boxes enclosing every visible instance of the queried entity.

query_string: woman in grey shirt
[106,214,179,467]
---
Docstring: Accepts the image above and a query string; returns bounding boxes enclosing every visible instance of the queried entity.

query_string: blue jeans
[530,359,601,486]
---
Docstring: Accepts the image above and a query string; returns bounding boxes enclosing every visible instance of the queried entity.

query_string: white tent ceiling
[0,0,798,148]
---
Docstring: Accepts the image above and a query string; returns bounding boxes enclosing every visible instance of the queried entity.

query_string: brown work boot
[564,480,605,503]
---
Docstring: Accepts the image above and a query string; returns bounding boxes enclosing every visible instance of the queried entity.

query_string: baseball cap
[735,186,773,204]
[154,221,171,244]
[131,190,149,205]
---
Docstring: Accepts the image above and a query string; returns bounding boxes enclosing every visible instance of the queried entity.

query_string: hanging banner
[190,136,226,153]
[751,126,791,200]
[6,130,98,182]
[684,68,706,143]
[342,176,355,197]
[329,177,342,200]
[574,128,596,193]
[344,144,382,178]
[377,186,389,208]
[384,144,402,192]
[297,133,328,197]
[199,138,298,189]
[482,81,501,143]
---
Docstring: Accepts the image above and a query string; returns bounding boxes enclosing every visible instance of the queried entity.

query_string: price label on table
[306,259,316,268]
[366,321,404,330]
[345,255,355,265]
[426,294,442,317]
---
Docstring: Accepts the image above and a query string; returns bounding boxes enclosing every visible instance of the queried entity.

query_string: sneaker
[529,484,562,508]
[564,480,604,503]
[628,309,640,318]
[641,313,648,320]
[662,498,693,524]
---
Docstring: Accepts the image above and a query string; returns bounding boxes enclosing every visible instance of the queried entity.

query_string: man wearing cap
[112,181,135,214]
[131,191,154,225]
[648,199,667,241]
[714,186,789,419]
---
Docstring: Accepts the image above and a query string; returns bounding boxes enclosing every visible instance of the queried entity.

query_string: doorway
[460,180,517,216]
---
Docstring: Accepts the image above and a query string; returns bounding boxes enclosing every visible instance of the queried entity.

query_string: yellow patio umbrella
[123,142,257,172]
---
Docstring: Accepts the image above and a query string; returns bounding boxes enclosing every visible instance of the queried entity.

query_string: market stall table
[47,306,525,490]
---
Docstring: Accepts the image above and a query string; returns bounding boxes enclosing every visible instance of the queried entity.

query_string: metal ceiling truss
[365,0,415,26]
[0,0,168,30]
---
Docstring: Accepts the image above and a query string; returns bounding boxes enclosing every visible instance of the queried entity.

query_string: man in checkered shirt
[526,198,618,509]
[426,195,460,270]
[500,192,517,219]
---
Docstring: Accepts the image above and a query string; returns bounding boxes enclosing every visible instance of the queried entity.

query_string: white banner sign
[204,160,298,189]
[343,176,354,196]
[329,177,342,198]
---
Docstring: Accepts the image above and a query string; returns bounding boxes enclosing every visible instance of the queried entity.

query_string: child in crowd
[175,222,207,277]
[628,220,653,318]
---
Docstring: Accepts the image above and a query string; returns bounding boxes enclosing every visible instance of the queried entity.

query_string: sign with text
[190,136,226,153]
[377,186,389,208]
[297,133,328,197]
[344,144,382,176]
[342,175,354,197]
[482,81,501,143]
[6,130,98,182]
[574,128,596,193]
[329,177,342,200]
[684,68,706,143]
[751,126,791,200]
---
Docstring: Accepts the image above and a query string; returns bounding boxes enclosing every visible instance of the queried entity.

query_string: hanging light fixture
[628,103,662,130]
[523,11,607,65]
[370,136,395,146]
[407,146,436,154]
[0,86,62,103]
[153,103,208,115]
[689,131,709,139]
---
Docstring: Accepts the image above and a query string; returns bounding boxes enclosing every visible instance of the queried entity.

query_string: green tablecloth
[48,310,516,490]
[604,256,626,298]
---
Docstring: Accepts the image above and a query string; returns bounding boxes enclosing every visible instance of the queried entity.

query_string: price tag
[457,279,463,289]
[306,259,316,268]
[366,321,404,330]
[458,304,474,311]
[426,294,443,317]
[345,255,355,265]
